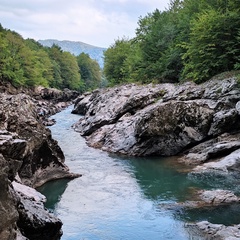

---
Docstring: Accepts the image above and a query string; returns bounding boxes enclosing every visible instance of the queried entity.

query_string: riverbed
[38,106,238,240]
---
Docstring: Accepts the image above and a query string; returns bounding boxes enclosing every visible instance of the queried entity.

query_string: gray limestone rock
[73,78,240,156]
[13,181,62,240]
[72,83,172,136]
[193,149,240,174]
[179,133,240,165]
[0,89,81,240]
[0,93,80,188]
[0,154,19,240]
[199,189,240,205]
[186,221,240,240]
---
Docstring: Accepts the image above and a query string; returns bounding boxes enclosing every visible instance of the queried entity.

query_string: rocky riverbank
[72,75,240,239]
[0,84,80,240]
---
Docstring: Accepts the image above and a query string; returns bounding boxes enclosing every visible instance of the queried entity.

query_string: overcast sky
[0,0,170,48]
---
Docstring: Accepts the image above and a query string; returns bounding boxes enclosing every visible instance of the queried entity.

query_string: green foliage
[60,51,82,90]
[103,0,240,85]
[48,45,84,90]
[2,0,240,90]
[3,31,26,86]
[182,8,240,82]
[122,41,143,83]
[139,9,182,82]
[103,38,132,85]
[0,26,99,91]
[77,53,101,91]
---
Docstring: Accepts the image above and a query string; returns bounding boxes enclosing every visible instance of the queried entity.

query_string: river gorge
[39,105,240,240]
[1,77,240,239]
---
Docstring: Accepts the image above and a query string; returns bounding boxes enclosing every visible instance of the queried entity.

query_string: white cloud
[0,0,170,48]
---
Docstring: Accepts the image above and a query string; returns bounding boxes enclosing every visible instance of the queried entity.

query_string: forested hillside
[104,0,240,85]
[1,0,239,91]
[0,25,102,92]
[38,39,106,69]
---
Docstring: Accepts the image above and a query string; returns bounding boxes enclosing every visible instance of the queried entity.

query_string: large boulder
[0,93,79,188]
[0,154,19,240]
[72,83,173,135]
[0,92,80,240]
[72,78,240,156]
[13,181,62,240]
[186,221,240,240]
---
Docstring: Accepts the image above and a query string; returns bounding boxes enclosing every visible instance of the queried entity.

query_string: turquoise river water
[38,106,240,240]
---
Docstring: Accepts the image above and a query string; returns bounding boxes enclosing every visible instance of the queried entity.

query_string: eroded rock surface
[160,189,240,239]
[0,154,18,240]
[0,93,79,188]
[186,221,240,240]
[13,181,62,240]
[180,133,240,165]
[160,189,240,210]
[0,87,80,240]
[73,78,240,157]
[199,189,240,205]
[72,77,240,239]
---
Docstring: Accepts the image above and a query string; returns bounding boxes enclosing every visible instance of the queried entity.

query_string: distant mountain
[38,39,106,68]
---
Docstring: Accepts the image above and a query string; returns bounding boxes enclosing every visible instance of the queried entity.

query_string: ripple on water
[37,106,216,240]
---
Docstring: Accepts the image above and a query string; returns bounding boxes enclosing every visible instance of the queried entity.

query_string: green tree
[135,9,182,82]
[48,45,64,88]
[3,31,25,86]
[77,53,101,91]
[103,38,131,85]
[122,40,143,83]
[181,8,240,82]
[60,51,83,90]
[0,32,11,81]
[47,44,84,90]
[0,25,84,90]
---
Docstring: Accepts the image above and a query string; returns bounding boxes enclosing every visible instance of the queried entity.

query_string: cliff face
[0,87,80,239]
[72,77,240,239]
[73,78,240,157]
[0,154,18,240]
[0,93,79,188]
[72,77,240,185]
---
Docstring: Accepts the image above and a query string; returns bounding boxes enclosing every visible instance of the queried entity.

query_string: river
[37,106,240,240]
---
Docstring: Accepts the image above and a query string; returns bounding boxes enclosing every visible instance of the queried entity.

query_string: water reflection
[37,179,70,210]
[179,203,240,226]
[111,154,203,203]
[37,106,238,240]
[188,171,240,194]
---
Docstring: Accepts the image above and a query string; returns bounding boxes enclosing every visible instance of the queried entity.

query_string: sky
[0,0,170,48]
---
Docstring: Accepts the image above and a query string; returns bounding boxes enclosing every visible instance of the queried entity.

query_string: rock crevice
[72,77,240,239]
[73,78,240,157]
[0,86,80,240]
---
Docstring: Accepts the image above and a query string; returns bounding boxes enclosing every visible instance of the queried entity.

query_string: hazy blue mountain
[38,39,106,68]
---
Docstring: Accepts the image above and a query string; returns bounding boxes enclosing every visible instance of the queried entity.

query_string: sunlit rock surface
[72,77,240,238]
[0,86,80,239]
[73,78,240,157]
[186,221,240,240]
[13,181,62,240]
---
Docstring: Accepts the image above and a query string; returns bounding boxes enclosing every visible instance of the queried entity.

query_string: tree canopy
[103,38,132,85]
[103,0,240,85]
[1,0,240,90]
[77,53,101,91]
[0,25,102,92]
